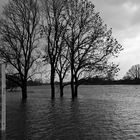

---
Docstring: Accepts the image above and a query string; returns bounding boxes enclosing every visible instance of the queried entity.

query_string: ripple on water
[5,85,140,140]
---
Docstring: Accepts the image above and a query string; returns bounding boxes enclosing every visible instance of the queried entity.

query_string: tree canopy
[0,0,40,99]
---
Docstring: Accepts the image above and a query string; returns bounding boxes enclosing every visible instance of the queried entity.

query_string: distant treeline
[77,77,140,85]
[6,75,44,91]
[6,76,140,92]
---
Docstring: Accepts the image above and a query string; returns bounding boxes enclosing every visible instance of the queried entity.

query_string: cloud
[0,0,8,13]
[93,0,140,30]
[92,0,140,78]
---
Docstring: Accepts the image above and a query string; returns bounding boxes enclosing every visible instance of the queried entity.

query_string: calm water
[4,85,140,139]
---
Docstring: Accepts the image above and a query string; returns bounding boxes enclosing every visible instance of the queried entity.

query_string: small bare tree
[56,44,70,97]
[100,63,120,81]
[0,0,40,99]
[125,64,140,80]
[41,0,67,98]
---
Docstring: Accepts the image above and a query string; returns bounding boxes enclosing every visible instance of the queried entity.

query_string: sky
[93,0,140,79]
[0,0,7,11]
[0,0,140,79]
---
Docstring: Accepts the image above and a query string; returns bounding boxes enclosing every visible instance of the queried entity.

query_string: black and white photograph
[0,0,140,139]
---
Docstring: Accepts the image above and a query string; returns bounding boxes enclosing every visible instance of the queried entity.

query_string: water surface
[5,85,140,139]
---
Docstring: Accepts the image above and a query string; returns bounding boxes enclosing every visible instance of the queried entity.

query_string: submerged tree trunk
[60,85,64,97]
[50,66,55,99]
[74,77,78,97]
[21,81,27,100]
[70,48,76,98]
[71,64,74,99]
[59,79,64,97]
[71,75,75,98]
[74,84,78,97]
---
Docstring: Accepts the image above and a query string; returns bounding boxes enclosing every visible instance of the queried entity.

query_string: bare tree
[64,0,122,98]
[101,63,120,81]
[125,64,140,80]
[41,0,67,98]
[0,0,40,100]
[55,44,70,97]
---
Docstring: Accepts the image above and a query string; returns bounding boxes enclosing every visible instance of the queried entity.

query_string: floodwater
[4,85,140,139]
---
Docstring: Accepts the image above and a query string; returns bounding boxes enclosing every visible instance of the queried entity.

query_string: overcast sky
[93,0,140,78]
[0,0,140,79]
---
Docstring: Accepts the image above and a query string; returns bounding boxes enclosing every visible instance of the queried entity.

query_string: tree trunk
[59,79,64,97]
[71,74,75,99]
[21,81,27,100]
[71,50,75,99]
[74,84,79,97]
[50,66,55,99]
[60,85,64,97]
[74,77,78,97]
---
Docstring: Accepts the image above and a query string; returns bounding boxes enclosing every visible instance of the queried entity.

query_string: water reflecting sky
[5,85,140,140]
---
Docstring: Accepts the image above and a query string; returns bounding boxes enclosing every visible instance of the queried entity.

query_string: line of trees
[123,64,140,80]
[77,64,140,85]
[0,0,122,100]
